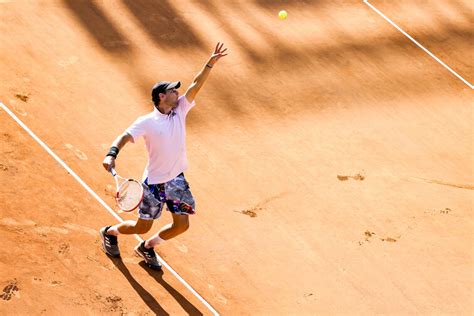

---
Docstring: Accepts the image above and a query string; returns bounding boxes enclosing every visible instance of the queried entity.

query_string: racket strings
[117,180,143,210]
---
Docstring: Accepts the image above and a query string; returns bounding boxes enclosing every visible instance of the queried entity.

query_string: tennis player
[100,43,228,269]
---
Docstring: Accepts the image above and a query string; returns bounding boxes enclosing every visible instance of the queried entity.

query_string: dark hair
[152,94,161,107]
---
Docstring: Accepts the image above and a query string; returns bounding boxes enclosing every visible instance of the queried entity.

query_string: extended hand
[208,42,228,67]
[102,155,116,171]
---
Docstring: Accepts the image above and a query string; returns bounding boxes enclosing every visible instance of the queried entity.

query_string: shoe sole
[99,229,120,258]
[134,247,162,270]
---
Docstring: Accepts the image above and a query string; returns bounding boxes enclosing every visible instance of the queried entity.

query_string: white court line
[0,102,219,316]
[364,0,474,90]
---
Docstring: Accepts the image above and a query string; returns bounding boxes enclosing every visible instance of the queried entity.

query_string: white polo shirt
[126,95,195,184]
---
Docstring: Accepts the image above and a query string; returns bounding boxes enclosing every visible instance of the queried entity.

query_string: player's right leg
[106,219,153,235]
[99,219,153,257]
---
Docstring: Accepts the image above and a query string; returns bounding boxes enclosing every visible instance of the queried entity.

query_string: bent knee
[182,222,190,232]
[174,222,189,234]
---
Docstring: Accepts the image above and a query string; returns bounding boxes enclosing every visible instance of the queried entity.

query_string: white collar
[153,107,176,119]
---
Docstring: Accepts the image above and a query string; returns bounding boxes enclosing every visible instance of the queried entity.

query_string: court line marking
[364,0,473,89]
[0,102,219,316]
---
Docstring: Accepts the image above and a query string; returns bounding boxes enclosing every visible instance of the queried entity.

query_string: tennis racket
[109,168,144,212]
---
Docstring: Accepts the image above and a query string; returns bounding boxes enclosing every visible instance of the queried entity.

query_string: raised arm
[185,42,228,103]
[102,132,134,171]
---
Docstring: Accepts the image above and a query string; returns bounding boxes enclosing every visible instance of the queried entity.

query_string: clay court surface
[0,0,472,315]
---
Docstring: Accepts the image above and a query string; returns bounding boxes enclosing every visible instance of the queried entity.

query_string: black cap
[151,81,181,104]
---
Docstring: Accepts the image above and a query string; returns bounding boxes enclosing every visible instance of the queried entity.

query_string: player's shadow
[138,262,204,316]
[106,257,169,315]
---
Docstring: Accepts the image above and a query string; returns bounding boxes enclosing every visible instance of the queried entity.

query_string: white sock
[106,225,120,236]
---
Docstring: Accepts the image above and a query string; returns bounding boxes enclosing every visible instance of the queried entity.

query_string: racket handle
[109,167,117,177]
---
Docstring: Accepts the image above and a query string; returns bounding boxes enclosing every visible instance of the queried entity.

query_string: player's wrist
[106,146,120,158]
[206,63,213,69]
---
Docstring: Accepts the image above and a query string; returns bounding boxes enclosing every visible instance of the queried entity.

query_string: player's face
[165,88,179,107]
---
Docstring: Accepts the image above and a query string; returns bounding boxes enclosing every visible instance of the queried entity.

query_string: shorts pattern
[138,173,196,220]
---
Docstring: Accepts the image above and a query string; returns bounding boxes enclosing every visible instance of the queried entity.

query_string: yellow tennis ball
[278,10,288,20]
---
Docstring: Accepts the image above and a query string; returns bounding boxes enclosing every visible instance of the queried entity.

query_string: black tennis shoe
[99,226,120,257]
[134,241,162,270]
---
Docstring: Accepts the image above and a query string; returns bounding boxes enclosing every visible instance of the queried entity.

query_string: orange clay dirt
[0,1,472,315]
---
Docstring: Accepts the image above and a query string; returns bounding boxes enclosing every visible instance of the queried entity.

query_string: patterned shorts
[138,173,196,220]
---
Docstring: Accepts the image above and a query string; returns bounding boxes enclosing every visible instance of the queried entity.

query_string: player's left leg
[135,214,189,270]
[147,213,189,247]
